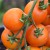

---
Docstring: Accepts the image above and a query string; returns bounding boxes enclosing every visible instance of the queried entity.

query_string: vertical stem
[28,0,37,28]
[14,0,37,50]
[18,23,30,50]
[17,0,37,50]
[24,33,28,50]
[28,0,37,16]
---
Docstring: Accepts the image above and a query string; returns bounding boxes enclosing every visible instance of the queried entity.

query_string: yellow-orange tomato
[24,0,47,24]
[24,46,40,50]
[1,28,24,49]
[3,8,24,33]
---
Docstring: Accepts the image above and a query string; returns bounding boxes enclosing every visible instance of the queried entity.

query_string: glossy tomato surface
[26,24,48,47]
[1,28,24,49]
[3,8,24,33]
[45,25,50,47]
[24,1,47,24]
[43,15,50,25]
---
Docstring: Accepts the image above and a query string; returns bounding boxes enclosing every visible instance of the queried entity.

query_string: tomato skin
[24,46,40,50]
[24,1,47,24]
[26,24,48,47]
[47,5,50,15]
[42,15,50,25]
[45,25,50,47]
[1,28,24,49]
[3,8,24,33]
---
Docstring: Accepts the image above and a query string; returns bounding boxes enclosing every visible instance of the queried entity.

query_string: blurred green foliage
[0,12,4,25]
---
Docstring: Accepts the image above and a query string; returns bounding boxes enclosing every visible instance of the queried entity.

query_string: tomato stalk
[18,22,30,50]
[39,0,48,10]
[28,0,45,38]
[7,0,39,50]
[17,0,37,50]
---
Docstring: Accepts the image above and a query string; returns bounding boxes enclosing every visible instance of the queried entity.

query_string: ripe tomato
[3,8,24,33]
[24,1,47,24]
[24,46,40,50]
[41,46,50,50]
[47,5,50,15]
[42,15,50,25]
[26,24,48,47]
[45,25,50,47]
[1,28,24,49]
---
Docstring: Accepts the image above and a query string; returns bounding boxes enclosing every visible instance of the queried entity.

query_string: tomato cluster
[1,0,50,50]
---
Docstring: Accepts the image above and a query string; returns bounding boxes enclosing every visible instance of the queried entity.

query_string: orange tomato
[45,25,50,47]
[1,28,24,49]
[3,8,24,33]
[24,46,40,50]
[24,0,47,24]
[47,5,50,15]
[26,24,48,47]
[42,15,50,25]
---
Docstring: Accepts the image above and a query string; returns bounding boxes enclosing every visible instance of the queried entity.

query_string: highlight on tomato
[3,8,24,33]
[26,24,48,47]
[1,28,24,49]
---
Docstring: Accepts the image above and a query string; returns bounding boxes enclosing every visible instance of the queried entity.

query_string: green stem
[18,23,30,50]
[17,0,37,50]
[24,33,28,50]
[28,0,37,29]
[28,0,37,17]
[13,26,24,38]
[28,0,38,29]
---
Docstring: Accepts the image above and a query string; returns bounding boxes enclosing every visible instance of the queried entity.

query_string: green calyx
[34,28,44,38]
[7,33,20,44]
[20,14,28,23]
[48,0,50,5]
[39,0,48,10]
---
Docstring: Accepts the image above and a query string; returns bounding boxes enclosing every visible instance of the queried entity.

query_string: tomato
[26,24,48,47]
[41,46,50,50]
[47,5,50,15]
[24,1,47,24]
[1,28,24,49]
[45,25,50,47]
[42,15,50,25]
[24,46,40,50]
[3,8,24,33]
